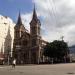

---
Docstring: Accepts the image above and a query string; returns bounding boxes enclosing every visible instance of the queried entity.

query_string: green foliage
[44,40,69,60]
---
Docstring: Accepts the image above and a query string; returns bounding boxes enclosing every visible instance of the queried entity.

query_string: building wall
[0,15,15,59]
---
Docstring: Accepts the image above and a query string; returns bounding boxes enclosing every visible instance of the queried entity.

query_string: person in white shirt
[12,59,16,68]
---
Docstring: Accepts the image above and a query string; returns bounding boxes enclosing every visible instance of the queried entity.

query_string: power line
[45,0,64,40]
[47,0,58,25]
[50,0,57,24]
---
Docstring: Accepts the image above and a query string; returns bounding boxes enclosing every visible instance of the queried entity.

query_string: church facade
[13,7,48,64]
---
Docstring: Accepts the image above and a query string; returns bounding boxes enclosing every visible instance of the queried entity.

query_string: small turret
[30,5,41,64]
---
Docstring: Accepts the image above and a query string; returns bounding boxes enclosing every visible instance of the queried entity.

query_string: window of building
[32,39,36,47]
[23,40,28,46]
[32,27,36,34]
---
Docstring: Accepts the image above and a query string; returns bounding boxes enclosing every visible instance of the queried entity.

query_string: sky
[0,0,75,46]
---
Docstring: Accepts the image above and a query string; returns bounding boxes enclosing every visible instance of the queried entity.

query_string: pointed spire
[17,11,22,25]
[32,4,38,21]
[30,5,41,26]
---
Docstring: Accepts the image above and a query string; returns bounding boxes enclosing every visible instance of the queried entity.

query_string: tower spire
[32,5,38,21]
[17,11,22,25]
[30,5,41,26]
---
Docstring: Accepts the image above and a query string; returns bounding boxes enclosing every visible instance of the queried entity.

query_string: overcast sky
[22,0,75,46]
[0,0,75,46]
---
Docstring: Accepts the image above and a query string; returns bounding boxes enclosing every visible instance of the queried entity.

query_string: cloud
[21,0,75,46]
[21,12,32,32]
[31,0,75,46]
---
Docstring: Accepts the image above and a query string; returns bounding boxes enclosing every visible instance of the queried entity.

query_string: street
[0,63,75,75]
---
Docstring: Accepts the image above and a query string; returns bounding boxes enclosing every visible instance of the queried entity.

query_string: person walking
[12,59,16,68]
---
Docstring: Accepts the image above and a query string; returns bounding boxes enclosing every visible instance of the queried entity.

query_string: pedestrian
[12,59,16,68]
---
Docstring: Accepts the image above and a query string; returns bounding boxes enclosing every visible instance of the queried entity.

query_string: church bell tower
[30,6,41,64]
[13,12,25,60]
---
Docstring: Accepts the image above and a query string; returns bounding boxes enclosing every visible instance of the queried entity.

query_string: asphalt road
[0,63,75,75]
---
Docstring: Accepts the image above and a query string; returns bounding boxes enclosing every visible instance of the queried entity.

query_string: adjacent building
[69,45,75,62]
[0,15,15,64]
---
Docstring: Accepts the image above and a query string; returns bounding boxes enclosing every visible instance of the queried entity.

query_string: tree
[43,40,69,63]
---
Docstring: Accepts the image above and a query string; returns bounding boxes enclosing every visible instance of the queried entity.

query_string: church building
[13,7,48,64]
